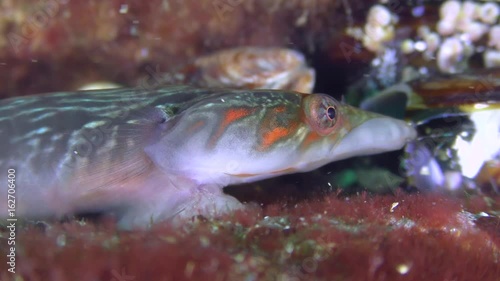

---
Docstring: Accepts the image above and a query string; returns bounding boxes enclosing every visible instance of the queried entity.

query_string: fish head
[146,90,416,186]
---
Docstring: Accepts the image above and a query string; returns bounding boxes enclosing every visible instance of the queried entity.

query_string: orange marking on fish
[209,108,254,148]
[187,120,206,135]
[274,106,286,113]
[223,108,253,127]
[257,106,300,151]
[270,167,298,174]
[227,173,258,178]
[260,127,292,150]
[301,131,322,149]
[227,167,298,178]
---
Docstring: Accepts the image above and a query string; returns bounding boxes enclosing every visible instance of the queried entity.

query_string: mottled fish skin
[0,85,203,218]
[0,85,416,228]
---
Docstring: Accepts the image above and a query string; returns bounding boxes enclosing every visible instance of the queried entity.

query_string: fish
[0,85,416,229]
[158,47,316,93]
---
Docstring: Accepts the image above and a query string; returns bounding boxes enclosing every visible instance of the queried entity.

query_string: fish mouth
[330,117,417,162]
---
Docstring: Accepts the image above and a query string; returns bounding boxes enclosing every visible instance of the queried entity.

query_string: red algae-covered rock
[1,192,499,281]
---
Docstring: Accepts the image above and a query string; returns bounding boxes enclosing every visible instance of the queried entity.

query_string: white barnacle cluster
[406,1,499,73]
[485,25,500,67]
[437,1,499,71]
[346,4,398,53]
[347,1,499,73]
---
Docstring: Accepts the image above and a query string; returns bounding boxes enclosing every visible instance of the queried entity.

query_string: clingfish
[0,85,416,228]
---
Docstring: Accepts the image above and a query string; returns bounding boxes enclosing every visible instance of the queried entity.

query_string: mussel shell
[408,71,500,193]
[360,68,500,114]
[361,68,500,193]
[405,68,500,109]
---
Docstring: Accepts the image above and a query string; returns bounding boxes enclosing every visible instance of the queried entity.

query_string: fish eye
[327,106,336,120]
[302,94,339,136]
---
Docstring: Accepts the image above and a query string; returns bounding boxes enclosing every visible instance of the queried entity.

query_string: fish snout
[330,117,417,161]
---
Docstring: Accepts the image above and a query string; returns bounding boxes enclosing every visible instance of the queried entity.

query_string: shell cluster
[347,5,398,53]
[345,2,500,193]
[348,1,500,74]
[433,1,500,72]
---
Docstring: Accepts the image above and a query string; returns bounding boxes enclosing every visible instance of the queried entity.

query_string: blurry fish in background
[162,47,316,93]
[78,47,315,94]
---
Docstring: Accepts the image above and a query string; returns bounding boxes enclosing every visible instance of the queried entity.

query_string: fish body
[0,85,416,228]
